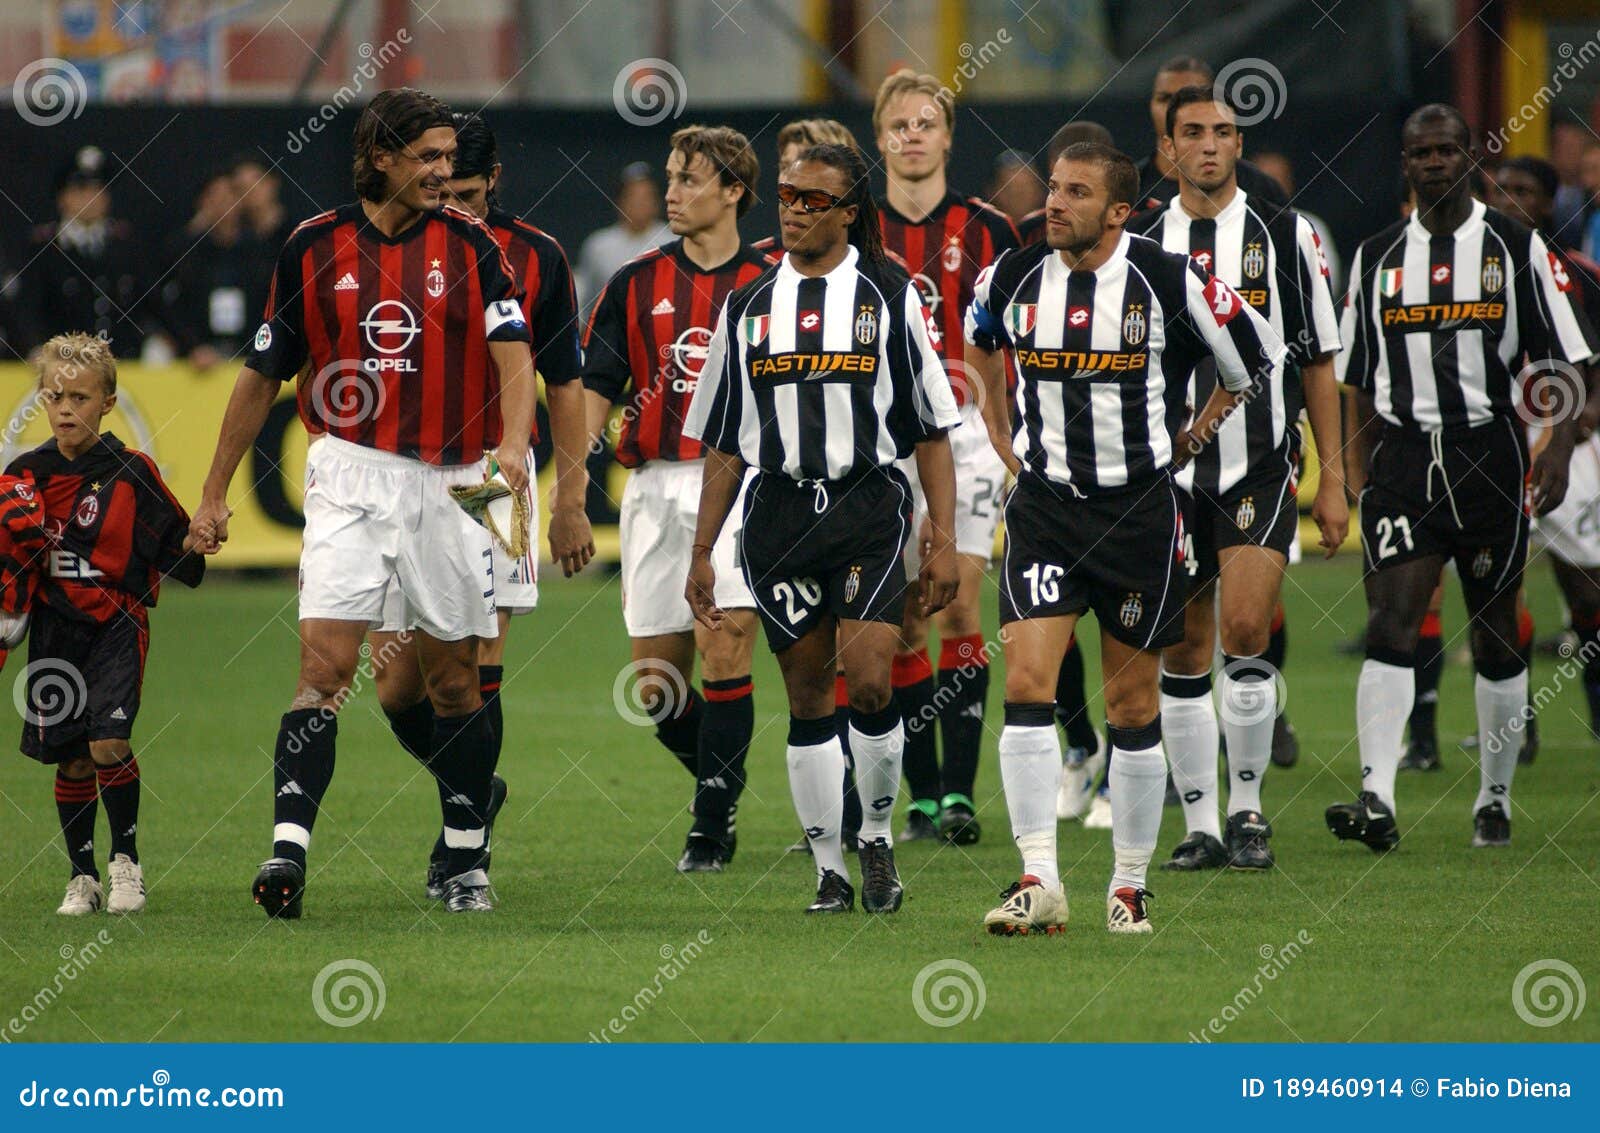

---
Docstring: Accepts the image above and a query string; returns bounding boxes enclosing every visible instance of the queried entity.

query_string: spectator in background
[1254,150,1344,294]
[1550,121,1588,246]
[1580,140,1600,260]
[230,155,293,341]
[574,162,668,314]
[984,148,1044,223]
[13,146,158,360]
[158,166,252,370]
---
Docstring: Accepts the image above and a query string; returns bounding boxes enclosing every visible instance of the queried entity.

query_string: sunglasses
[777,182,846,213]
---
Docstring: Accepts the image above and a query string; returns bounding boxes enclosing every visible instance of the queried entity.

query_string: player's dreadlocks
[797,143,888,270]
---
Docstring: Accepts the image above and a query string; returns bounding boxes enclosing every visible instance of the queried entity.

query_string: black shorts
[1181,451,1299,585]
[739,467,913,651]
[1000,473,1189,650]
[1360,418,1529,600]
[19,605,148,764]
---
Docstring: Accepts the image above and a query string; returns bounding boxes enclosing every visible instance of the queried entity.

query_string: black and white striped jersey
[684,245,961,480]
[1134,189,1341,495]
[965,231,1284,491]
[1339,198,1600,429]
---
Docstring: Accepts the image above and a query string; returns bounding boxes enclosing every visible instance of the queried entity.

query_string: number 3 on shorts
[1372,515,1415,560]
[772,579,823,625]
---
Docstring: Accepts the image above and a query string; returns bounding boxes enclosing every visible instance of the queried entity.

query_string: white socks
[1160,671,1221,838]
[1109,721,1166,894]
[999,710,1062,888]
[1220,656,1276,816]
[787,719,847,879]
[1474,670,1528,813]
[849,711,905,845]
[1357,659,1414,812]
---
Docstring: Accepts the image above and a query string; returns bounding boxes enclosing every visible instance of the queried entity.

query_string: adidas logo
[276,781,304,798]
[109,707,127,721]
[334,272,358,292]
[77,841,92,853]
[700,776,727,790]
[651,297,675,315]
[960,703,983,720]
[444,793,474,807]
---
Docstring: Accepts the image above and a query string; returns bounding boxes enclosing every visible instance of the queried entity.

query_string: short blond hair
[872,69,955,140]
[776,118,860,156]
[35,332,116,395]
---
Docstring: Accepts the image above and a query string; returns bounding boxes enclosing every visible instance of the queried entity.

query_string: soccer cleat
[1399,736,1441,772]
[1472,801,1511,848]
[857,837,904,912]
[899,799,940,842]
[676,832,725,873]
[105,853,146,914]
[805,869,854,914]
[937,793,981,845]
[426,772,508,899]
[251,857,305,919]
[1225,811,1274,870]
[1270,715,1300,768]
[1106,886,1153,934]
[442,869,494,912]
[1057,731,1105,820]
[715,828,737,865]
[1325,790,1399,852]
[983,875,1068,936]
[1518,716,1539,766]
[1083,788,1113,830]
[1160,830,1228,871]
[57,874,102,917]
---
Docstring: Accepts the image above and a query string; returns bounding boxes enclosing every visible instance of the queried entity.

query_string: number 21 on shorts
[1372,515,1415,560]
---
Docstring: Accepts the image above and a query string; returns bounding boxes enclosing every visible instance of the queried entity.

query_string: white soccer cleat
[983,875,1068,936]
[1057,731,1106,820]
[1082,790,1113,829]
[105,854,146,914]
[1106,886,1153,934]
[57,874,103,916]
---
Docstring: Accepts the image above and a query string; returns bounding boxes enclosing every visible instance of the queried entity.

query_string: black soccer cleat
[676,832,726,873]
[1517,716,1539,766]
[1270,715,1300,768]
[937,794,981,845]
[857,837,904,913]
[1399,737,1441,772]
[251,857,305,919]
[1325,790,1399,852]
[442,869,494,912]
[426,772,508,899]
[1226,810,1275,870]
[899,800,940,843]
[805,869,855,914]
[1160,830,1229,871]
[1472,801,1511,848]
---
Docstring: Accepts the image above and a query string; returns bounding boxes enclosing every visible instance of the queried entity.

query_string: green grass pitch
[1,557,1596,1043]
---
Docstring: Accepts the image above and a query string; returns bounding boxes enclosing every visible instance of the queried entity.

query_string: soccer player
[191,89,583,917]
[1329,105,1600,852]
[368,112,589,899]
[1134,86,1346,872]
[9,333,206,915]
[582,124,773,872]
[966,142,1282,934]
[683,143,960,914]
[874,68,1018,845]
[1018,121,1115,247]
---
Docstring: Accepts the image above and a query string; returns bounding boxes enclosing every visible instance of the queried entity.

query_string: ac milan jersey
[879,190,1018,405]
[245,202,529,465]
[1017,208,1046,248]
[582,239,775,467]
[5,434,204,624]
[486,206,581,443]
[1339,199,1600,429]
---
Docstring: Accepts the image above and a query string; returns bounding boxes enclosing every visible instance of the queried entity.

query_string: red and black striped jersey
[245,201,529,466]
[0,474,47,620]
[4,434,204,624]
[1017,208,1046,247]
[581,239,776,467]
[879,190,1019,405]
[485,207,580,443]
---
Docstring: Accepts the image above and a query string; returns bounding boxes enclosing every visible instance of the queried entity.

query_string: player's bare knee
[89,739,131,765]
[935,593,982,638]
[846,680,892,715]
[424,667,480,716]
[1218,610,1270,658]
[1002,660,1054,705]
[59,754,94,779]
[697,624,754,682]
[1103,681,1158,728]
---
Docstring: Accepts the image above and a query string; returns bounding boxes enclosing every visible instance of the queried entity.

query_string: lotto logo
[799,310,821,331]
[1549,251,1573,292]
[1431,264,1451,284]
[1203,278,1241,325]
[1068,306,1090,328]
[1193,250,1213,270]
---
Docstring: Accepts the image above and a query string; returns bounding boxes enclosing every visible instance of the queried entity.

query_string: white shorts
[300,435,497,642]
[377,450,539,631]
[903,403,1007,577]
[621,459,753,637]
[1532,434,1600,568]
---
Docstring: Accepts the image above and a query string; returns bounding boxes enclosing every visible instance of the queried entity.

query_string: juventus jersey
[1339,198,1600,430]
[684,246,960,481]
[1136,189,1341,495]
[966,231,1283,491]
